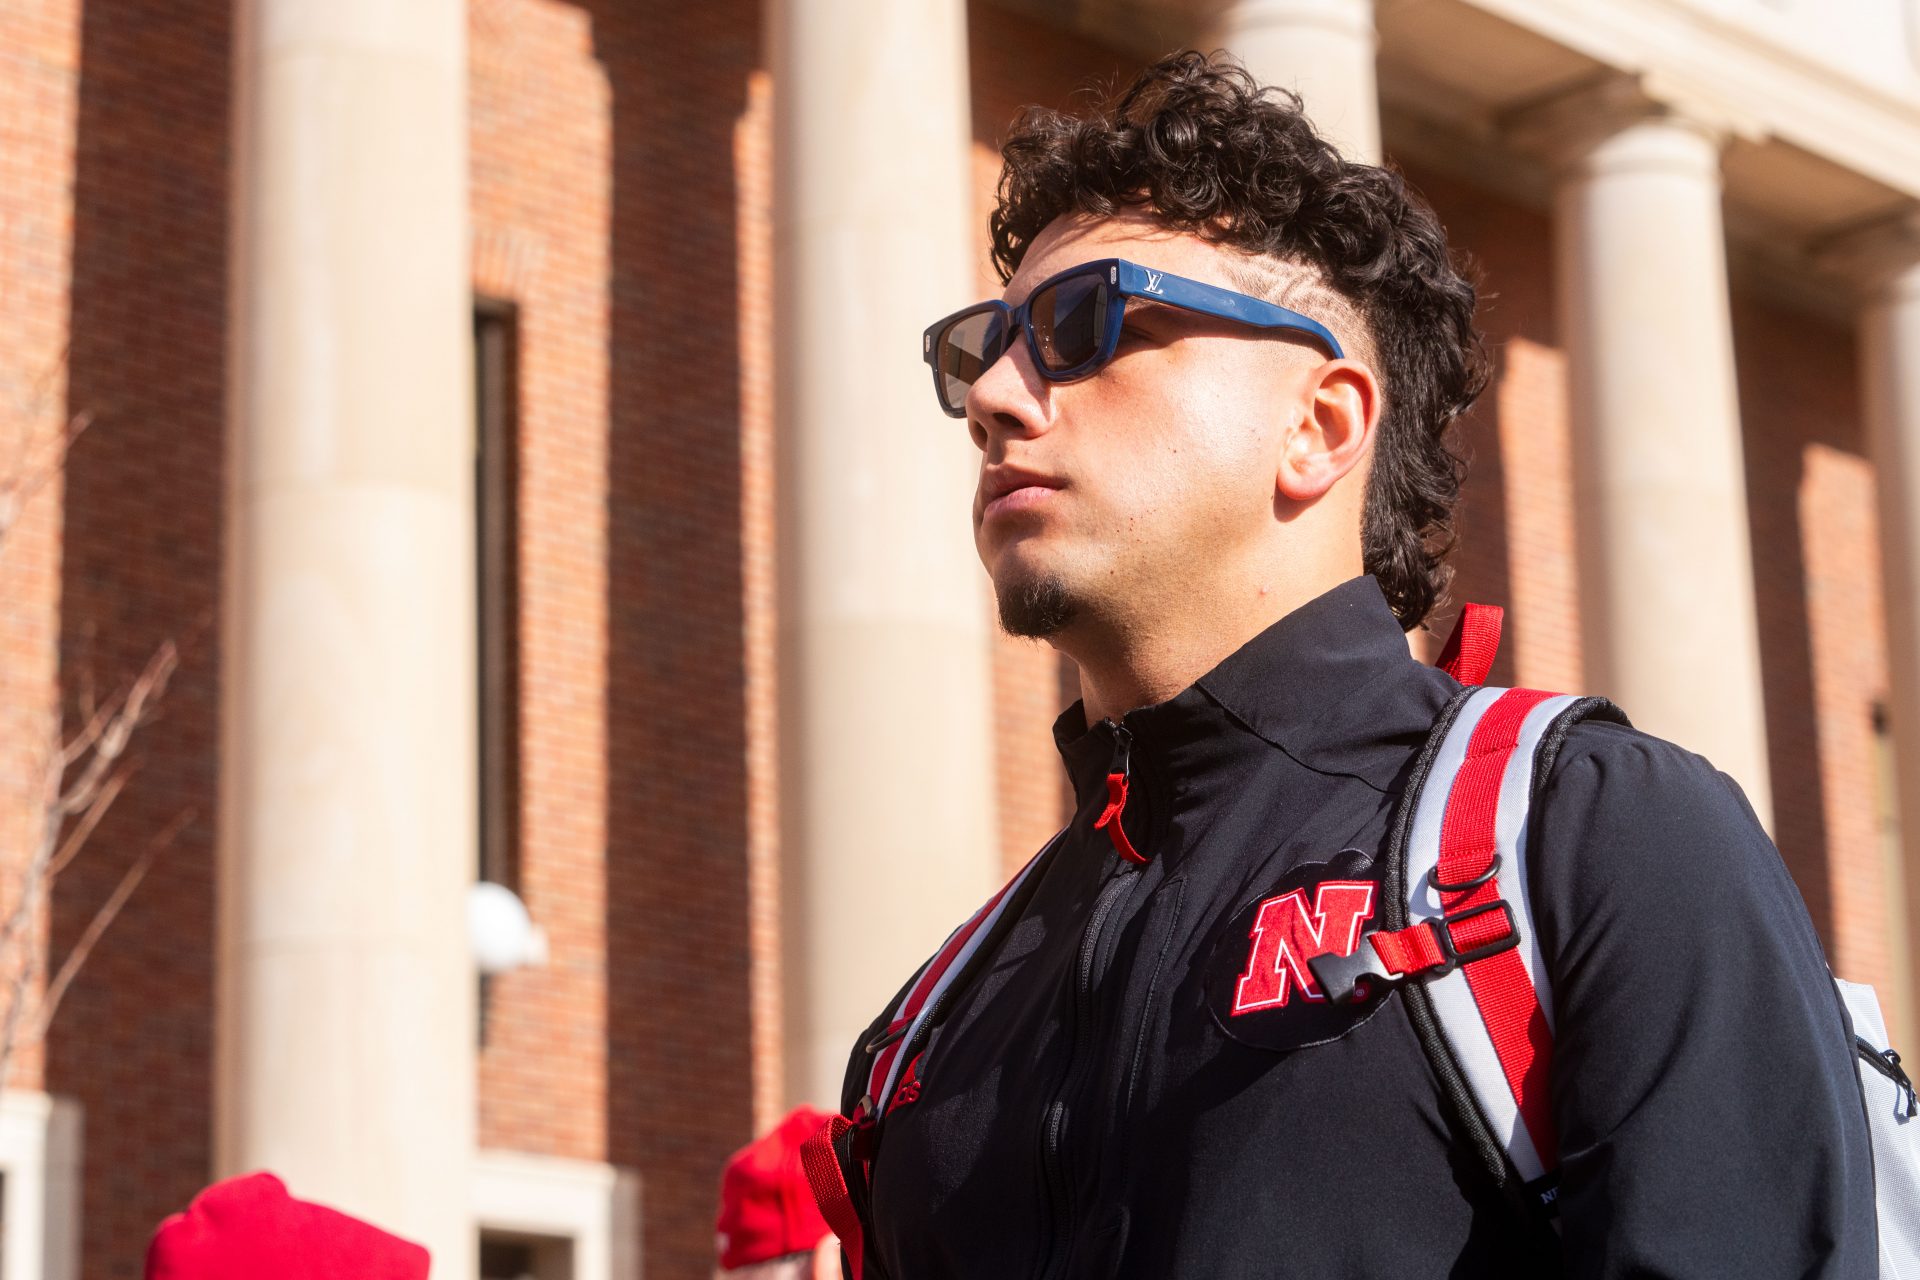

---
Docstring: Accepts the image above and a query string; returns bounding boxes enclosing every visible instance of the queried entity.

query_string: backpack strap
[862,834,1059,1121]
[1404,688,1607,1199]
[802,831,1062,1279]
[1312,678,1626,1222]
[1436,602,1504,687]
[801,1114,876,1280]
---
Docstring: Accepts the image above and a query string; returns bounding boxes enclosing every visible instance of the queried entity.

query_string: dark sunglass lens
[1029,274,1107,372]
[937,310,1006,411]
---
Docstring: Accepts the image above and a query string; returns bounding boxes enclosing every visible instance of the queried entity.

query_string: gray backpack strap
[1838,978,1920,1276]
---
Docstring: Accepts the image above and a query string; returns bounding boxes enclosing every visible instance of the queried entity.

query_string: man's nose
[964,334,1051,453]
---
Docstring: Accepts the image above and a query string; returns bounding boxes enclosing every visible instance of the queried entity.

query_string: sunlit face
[964,208,1333,640]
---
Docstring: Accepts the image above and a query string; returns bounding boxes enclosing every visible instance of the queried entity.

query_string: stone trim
[0,1091,82,1280]
[474,1149,641,1280]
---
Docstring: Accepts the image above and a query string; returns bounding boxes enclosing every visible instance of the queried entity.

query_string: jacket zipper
[1037,720,1144,1279]
[1094,721,1148,864]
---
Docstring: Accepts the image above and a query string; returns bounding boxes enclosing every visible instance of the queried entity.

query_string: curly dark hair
[990,51,1488,631]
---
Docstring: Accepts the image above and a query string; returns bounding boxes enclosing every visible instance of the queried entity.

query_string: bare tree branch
[0,376,178,1093]
[44,769,130,883]
[35,807,190,1041]
[0,635,178,1089]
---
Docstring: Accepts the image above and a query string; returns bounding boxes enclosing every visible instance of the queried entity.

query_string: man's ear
[1275,358,1380,503]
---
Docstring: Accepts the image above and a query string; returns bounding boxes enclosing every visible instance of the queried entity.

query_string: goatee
[996,574,1077,638]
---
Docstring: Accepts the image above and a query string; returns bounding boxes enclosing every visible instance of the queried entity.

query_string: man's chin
[994,572,1079,639]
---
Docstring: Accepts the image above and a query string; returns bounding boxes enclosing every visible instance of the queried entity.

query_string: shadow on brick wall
[587,6,759,1276]
[1445,337,1516,684]
[1398,164,1518,687]
[1735,292,1851,949]
[53,0,229,1275]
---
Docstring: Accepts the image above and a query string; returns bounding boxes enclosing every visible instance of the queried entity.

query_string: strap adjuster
[1311,900,1522,1003]
[1432,899,1521,970]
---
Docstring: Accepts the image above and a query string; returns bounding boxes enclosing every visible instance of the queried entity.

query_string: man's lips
[982,484,1061,520]
[979,467,1065,522]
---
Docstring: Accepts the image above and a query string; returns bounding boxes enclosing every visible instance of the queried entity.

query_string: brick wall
[1404,164,1585,694]
[17,0,228,1276]
[470,0,614,1168]
[591,4,763,1268]
[0,0,81,1107]
[470,2,764,1277]
[1733,291,1902,1037]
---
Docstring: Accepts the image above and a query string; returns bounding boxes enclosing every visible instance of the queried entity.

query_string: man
[829,52,1875,1277]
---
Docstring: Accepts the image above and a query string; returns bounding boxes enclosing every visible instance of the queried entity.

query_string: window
[475,299,522,897]
[474,301,525,1045]
[480,1231,573,1280]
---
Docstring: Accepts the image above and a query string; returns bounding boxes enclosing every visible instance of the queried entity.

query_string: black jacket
[840,576,1876,1278]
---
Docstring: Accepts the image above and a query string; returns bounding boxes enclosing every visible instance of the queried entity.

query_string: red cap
[716,1106,835,1269]
[145,1171,430,1280]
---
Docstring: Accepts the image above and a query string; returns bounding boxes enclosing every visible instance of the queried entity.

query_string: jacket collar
[1053,577,1453,850]
[1193,574,1447,787]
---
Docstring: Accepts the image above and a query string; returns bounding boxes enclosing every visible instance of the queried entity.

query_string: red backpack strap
[807,829,1064,1278]
[1400,687,1570,1183]
[1312,685,1626,1223]
[800,1116,871,1280]
[1437,603,1504,687]
[863,836,1055,1118]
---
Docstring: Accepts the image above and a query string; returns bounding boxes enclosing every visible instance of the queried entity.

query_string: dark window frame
[475,297,523,897]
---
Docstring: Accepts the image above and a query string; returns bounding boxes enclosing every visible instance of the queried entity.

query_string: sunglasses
[921,257,1345,418]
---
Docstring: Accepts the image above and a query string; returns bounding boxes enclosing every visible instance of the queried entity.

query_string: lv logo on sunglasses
[1144,270,1165,294]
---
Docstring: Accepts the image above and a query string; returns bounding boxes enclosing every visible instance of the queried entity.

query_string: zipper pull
[1092,721,1148,864]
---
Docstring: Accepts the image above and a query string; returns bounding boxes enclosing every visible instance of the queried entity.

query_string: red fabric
[719,1106,836,1269]
[863,1017,912,1115]
[1437,603,1504,687]
[144,1172,429,1280]
[1437,687,1560,1169]
[1368,921,1446,975]
[890,1052,924,1110]
[1094,772,1147,864]
[800,1114,865,1280]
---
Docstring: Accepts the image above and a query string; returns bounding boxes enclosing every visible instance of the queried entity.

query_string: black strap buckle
[1310,936,1394,1004]
[1430,899,1521,974]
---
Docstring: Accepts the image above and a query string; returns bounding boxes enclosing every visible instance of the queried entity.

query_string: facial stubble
[995,572,1078,639]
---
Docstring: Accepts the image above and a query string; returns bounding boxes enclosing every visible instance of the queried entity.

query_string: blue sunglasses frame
[921,257,1345,418]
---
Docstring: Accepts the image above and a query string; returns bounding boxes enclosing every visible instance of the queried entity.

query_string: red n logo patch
[1231,881,1376,1015]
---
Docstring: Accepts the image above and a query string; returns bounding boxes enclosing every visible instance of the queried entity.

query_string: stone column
[1521,82,1774,824]
[218,0,475,1270]
[769,2,1001,1107]
[1205,0,1381,163]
